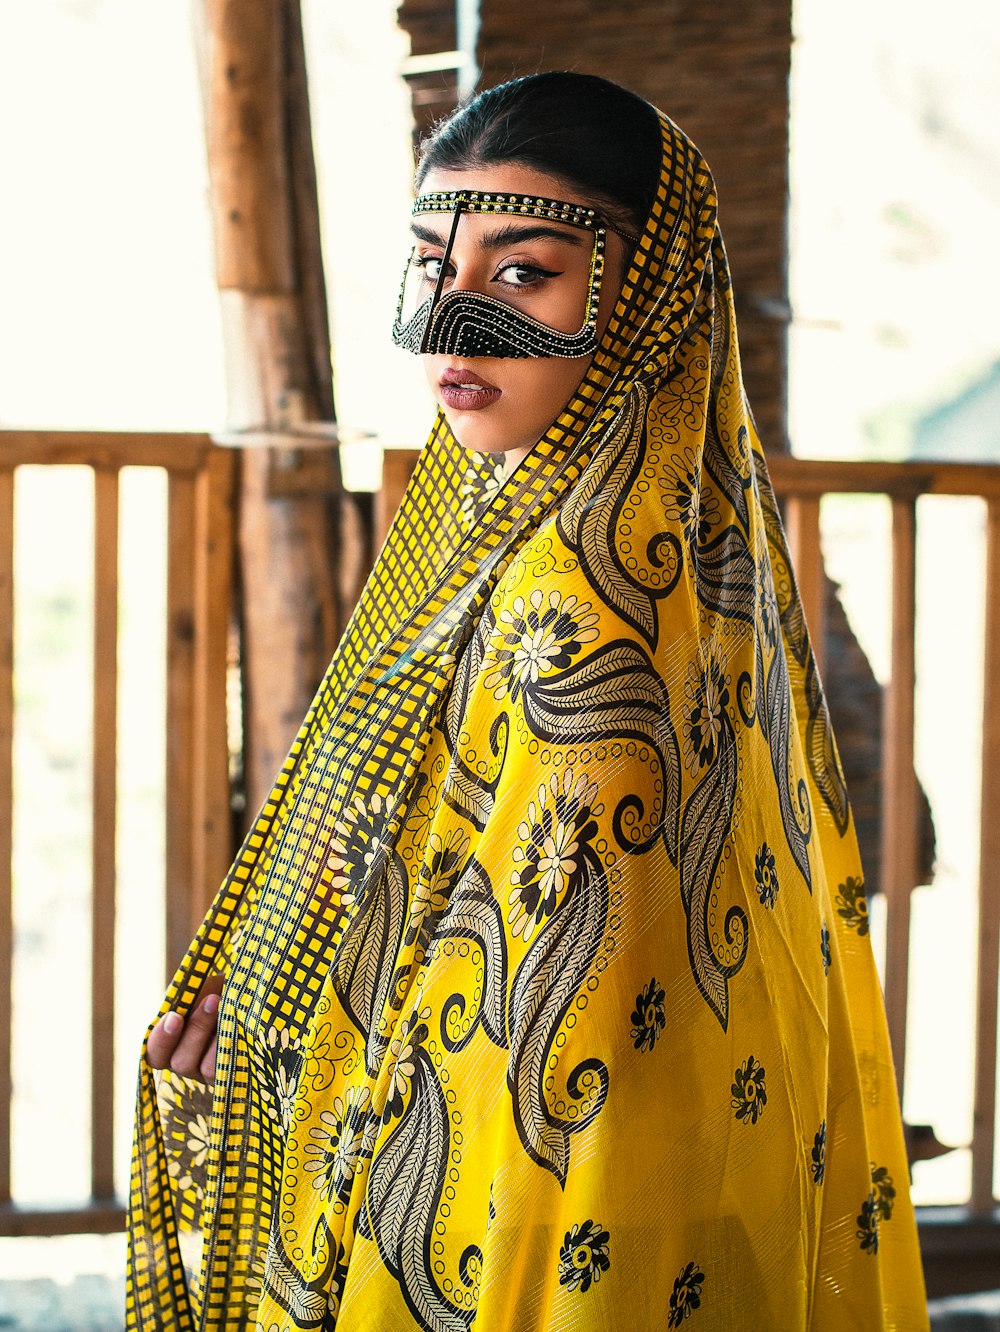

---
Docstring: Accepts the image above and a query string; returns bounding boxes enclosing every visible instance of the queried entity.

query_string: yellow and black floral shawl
[127,106,929,1331]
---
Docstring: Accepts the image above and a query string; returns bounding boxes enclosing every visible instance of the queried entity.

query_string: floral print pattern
[758,578,779,648]
[835,875,869,936]
[871,1164,896,1221]
[731,1056,767,1124]
[483,589,600,702]
[856,1189,880,1254]
[303,1085,378,1202]
[663,372,706,429]
[630,977,666,1052]
[811,1122,826,1185]
[508,770,602,940]
[326,791,389,909]
[406,827,469,942]
[385,1008,431,1119]
[558,1219,610,1293]
[459,456,507,525]
[754,843,779,908]
[260,1025,302,1134]
[663,446,720,547]
[820,924,832,976]
[155,1074,212,1205]
[668,1261,705,1326]
[681,643,731,777]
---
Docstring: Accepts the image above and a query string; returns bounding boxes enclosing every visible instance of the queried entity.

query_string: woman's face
[414,164,629,469]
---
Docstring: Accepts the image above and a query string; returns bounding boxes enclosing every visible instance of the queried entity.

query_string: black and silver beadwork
[391,189,639,360]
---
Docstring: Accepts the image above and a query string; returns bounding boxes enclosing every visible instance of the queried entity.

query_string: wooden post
[192,0,345,817]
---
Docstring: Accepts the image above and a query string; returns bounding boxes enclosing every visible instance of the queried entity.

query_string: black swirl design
[262,1215,348,1329]
[678,697,747,1029]
[515,639,681,863]
[332,850,408,1075]
[432,857,509,1052]
[507,836,609,1185]
[359,1043,473,1331]
[558,380,682,649]
[763,640,812,892]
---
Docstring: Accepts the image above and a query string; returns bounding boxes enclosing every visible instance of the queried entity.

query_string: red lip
[440,367,500,391]
[439,365,502,412]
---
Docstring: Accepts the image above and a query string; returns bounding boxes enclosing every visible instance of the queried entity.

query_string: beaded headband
[392,189,640,360]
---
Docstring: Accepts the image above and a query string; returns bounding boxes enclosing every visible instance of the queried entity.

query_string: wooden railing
[380,449,1000,1291]
[770,456,1000,1225]
[0,431,235,1236]
[1,438,998,1291]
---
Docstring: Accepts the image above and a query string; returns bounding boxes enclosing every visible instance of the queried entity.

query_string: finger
[146,1011,185,1070]
[169,991,221,1080]
[199,1033,219,1086]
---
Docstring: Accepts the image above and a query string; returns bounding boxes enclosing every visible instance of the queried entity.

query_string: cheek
[498,358,592,437]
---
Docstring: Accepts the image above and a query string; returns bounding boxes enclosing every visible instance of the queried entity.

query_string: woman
[129,72,929,1330]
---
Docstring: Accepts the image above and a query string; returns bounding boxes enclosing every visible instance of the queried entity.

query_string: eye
[412,253,451,283]
[494,262,561,288]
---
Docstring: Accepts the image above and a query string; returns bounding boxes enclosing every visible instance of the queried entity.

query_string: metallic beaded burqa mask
[391,189,639,359]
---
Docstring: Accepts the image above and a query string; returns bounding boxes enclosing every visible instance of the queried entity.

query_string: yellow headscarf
[127,106,929,1331]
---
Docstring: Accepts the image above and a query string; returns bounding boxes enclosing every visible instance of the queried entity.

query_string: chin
[440,408,513,456]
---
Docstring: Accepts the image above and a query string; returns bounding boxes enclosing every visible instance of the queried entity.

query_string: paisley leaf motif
[361,1049,473,1332]
[754,457,812,668]
[520,641,682,863]
[507,846,609,1186]
[702,275,752,533]
[262,1216,340,1328]
[678,715,746,1030]
[804,654,850,836]
[440,615,505,829]
[332,852,407,1074]
[695,523,757,623]
[765,644,813,891]
[557,380,678,648]
[754,447,847,835]
[431,857,509,1050]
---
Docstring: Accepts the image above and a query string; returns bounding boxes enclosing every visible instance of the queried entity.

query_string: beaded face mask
[391,189,640,360]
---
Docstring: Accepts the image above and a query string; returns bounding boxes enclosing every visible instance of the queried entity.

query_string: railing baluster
[972,497,1000,1215]
[0,465,14,1207]
[881,496,919,1099]
[192,450,236,926]
[91,467,119,1202]
[784,494,826,676]
[166,472,197,975]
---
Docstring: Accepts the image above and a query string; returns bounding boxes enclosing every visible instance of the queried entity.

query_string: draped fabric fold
[127,108,929,1331]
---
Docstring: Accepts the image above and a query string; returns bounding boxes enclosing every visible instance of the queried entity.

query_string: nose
[442,249,488,296]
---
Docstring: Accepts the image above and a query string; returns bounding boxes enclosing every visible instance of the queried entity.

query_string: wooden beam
[766,455,1000,500]
[0,431,214,472]
[0,1201,126,1237]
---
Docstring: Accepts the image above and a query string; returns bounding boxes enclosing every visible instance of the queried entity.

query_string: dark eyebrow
[409,220,587,249]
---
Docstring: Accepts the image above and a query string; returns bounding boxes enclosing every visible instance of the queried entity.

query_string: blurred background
[0,0,998,1322]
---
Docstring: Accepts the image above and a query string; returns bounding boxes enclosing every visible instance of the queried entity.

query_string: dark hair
[414,72,662,241]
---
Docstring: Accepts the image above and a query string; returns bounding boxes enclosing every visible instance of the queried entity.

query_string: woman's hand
[146,974,225,1085]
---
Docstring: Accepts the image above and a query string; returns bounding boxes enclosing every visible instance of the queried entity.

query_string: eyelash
[412,255,561,289]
